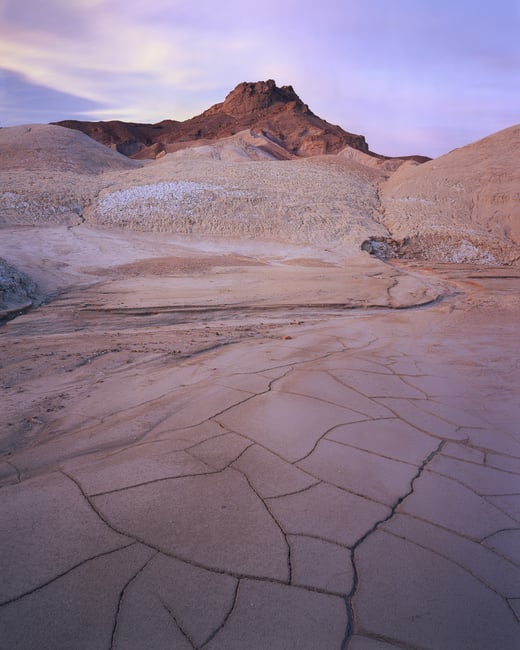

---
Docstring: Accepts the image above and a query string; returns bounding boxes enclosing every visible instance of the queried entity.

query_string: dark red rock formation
[54,80,372,160]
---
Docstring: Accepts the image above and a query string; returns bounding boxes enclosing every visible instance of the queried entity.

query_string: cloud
[0,69,107,125]
[1,0,518,155]
[0,0,277,121]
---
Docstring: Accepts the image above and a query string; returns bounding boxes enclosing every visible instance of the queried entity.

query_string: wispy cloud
[1,0,518,156]
[1,0,276,119]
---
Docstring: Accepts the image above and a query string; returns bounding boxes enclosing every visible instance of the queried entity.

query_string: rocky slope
[54,80,426,161]
[0,256,38,320]
[380,125,520,264]
[0,124,142,226]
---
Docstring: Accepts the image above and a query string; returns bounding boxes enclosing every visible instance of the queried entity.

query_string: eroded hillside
[1,119,519,266]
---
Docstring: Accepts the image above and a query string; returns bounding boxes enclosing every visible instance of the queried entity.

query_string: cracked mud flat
[1,227,520,649]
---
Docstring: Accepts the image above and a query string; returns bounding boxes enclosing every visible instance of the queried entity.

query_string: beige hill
[0,123,389,248]
[0,125,141,226]
[0,121,518,264]
[166,129,294,162]
[0,124,141,174]
[381,125,520,264]
[85,148,388,249]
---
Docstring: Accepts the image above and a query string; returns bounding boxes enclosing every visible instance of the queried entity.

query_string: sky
[1,0,519,158]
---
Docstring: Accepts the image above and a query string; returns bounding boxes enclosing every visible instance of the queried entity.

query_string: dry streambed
[0,224,445,457]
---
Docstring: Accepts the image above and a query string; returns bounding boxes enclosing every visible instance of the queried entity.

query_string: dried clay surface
[1,121,520,648]
[1,223,519,649]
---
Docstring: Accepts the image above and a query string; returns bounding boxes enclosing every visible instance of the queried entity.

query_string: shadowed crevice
[110,552,158,650]
[0,543,136,608]
[342,439,446,649]
[200,579,240,648]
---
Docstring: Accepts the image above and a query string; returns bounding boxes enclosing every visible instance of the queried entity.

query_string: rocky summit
[55,79,376,160]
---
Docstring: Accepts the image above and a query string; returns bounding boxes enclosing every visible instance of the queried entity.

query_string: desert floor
[1,224,519,649]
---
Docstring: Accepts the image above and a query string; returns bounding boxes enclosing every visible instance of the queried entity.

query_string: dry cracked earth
[1,121,520,649]
[1,226,520,649]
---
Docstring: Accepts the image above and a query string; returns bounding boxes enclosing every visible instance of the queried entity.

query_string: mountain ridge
[53,79,430,162]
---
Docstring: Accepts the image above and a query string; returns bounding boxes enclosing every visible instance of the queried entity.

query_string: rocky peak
[205,80,312,117]
[54,80,392,159]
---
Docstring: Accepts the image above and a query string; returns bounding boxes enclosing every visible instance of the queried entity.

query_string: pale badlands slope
[381,125,520,263]
[2,122,519,317]
[0,125,140,228]
[1,123,519,259]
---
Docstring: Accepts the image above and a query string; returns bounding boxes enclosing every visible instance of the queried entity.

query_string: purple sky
[1,0,519,157]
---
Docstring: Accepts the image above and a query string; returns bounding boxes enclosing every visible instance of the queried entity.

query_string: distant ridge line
[53,79,430,162]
